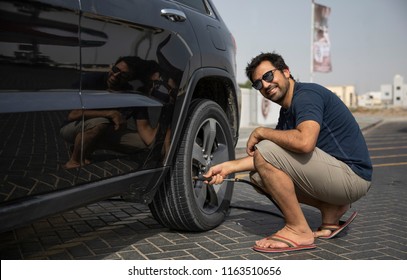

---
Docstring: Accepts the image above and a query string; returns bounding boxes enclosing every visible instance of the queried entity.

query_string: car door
[0,0,81,203]
[77,0,200,183]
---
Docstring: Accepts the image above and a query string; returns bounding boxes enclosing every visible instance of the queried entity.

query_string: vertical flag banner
[313,3,332,72]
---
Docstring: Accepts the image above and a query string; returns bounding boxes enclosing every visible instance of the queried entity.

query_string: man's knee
[253,148,278,174]
[254,141,279,168]
[83,123,111,140]
[253,148,265,169]
[83,117,111,131]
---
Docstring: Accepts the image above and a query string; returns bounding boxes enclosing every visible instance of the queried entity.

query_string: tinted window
[175,0,211,15]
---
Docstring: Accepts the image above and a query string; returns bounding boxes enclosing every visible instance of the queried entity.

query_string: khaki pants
[251,140,371,205]
[60,117,148,152]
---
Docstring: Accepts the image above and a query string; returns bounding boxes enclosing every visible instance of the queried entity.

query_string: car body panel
[0,0,240,233]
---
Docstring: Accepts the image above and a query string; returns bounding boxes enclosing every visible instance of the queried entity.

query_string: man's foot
[314,211,358,239]
[254,226,315,252]
[62,158,91,169]
[62,161,80,169]
[252,234,316,253]
[316,204,350,232]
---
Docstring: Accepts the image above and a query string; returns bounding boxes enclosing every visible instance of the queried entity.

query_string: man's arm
[246,120,320,155]
[204,156,255,185]
[136,119,157,146]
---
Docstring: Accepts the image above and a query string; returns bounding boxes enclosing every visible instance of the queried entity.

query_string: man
[60,56,162,169]
[204,52,372,253]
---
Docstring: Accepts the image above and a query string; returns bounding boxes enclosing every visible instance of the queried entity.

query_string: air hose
[193,175,284,219]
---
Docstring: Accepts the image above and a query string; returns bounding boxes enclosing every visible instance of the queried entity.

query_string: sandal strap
[318,224,341,231]
[266,234,298,248]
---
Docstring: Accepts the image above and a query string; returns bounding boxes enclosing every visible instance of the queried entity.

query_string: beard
[265,77,290,105]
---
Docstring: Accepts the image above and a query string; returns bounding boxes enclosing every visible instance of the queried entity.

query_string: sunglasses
[111,65,131,80]
[252,69,278,90]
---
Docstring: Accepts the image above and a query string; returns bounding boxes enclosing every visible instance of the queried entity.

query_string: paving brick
[19,241,44,254]
[1,119,407,260]
[161,243,200,252]
[84,238,110,250]
[243,252,272,260]
[39,234,62,246]
[215,248,254,259]
[118,250,146,260]
[47,251,73,260]
[377,248,407,259]
[186,247,218,260]
[134,243,161,255]
[342,250,388,260]
[270,251,320,260]
[197,240,228,252]
[317,242,353,254]
[202,233,237,245]
[312,250,348,260]
[145,250,192,260]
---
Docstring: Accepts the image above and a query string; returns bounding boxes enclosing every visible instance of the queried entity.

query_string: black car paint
[0,0,240,232]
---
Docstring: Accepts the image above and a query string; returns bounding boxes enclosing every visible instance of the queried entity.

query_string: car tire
[149,99,235,231]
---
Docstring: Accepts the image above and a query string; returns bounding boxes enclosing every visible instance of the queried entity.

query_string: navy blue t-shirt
[276,82,372,181]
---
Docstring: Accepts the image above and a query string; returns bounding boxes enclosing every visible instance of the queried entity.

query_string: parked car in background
[0,0,240,232]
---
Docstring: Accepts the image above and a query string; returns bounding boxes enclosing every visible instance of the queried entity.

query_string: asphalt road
[1,119,406,260]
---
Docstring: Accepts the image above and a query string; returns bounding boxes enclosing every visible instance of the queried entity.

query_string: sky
[212,0,407,95]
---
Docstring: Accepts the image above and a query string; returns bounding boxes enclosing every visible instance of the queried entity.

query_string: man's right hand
[204,163,230,185]
[107,110,125,130]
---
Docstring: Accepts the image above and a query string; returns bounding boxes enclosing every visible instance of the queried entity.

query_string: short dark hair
[114,56,159,81]
[245,52,294,82]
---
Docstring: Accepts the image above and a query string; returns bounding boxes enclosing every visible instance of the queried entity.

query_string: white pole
[310,0,315,83]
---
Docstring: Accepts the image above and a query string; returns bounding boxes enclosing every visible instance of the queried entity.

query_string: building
[326,85,357,109]
[358,91,384,108]
[358,74,407,108]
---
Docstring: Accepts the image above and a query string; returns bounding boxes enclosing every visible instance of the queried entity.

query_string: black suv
[0,0,240,232]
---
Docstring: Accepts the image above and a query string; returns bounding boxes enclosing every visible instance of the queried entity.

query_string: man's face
[252,60,290,105]
[107,60,131,90]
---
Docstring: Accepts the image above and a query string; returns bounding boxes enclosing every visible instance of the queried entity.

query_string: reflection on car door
[77,0,199,183]
[0,0,81,203]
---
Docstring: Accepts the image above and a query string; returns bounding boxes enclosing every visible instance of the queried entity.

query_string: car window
[174,0,213,16]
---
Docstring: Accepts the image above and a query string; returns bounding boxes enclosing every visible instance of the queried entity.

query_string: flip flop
[317,211,358,239]
[252,234,316,253]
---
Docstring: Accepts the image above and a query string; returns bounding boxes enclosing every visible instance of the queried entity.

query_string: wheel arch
[191,70,241,146]
[168,68,240,166]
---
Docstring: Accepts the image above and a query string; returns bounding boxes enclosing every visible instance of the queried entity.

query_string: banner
[313,3,332,72]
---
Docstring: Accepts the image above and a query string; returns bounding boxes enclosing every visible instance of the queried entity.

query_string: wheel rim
[192,117,231,214]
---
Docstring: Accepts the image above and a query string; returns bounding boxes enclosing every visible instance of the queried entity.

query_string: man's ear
[283,68,291,78]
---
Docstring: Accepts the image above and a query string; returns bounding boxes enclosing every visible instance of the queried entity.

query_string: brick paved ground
[0,117,406,260]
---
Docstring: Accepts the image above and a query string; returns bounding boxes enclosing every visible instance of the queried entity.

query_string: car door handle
[161,9,186,22]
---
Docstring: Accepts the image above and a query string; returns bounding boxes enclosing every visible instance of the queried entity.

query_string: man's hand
[203,163,230,185]
[246,127,265,156]
[202,157,255,185]
[107,110,125,130]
